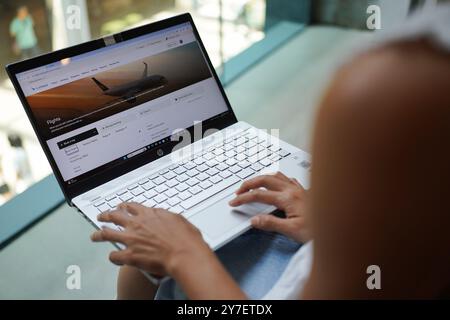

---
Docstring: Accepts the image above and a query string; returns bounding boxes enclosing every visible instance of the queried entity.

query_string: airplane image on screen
[91,62,167,103]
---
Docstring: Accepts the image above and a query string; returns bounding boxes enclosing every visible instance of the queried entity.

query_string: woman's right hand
[229,172,310,243]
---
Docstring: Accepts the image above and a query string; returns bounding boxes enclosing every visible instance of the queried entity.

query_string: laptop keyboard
[93,130,291,215]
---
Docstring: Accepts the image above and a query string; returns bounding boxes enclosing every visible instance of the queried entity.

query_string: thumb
[251,214,293,235]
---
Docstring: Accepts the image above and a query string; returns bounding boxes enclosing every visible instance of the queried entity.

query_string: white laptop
[6,14,311,252]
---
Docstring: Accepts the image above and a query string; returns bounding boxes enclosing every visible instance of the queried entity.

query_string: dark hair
[8,134,23,148]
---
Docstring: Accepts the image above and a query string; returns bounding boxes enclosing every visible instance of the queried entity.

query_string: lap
[156,229,301,300]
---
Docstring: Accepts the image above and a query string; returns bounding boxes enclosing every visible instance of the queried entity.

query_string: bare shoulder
[306,40,450,299]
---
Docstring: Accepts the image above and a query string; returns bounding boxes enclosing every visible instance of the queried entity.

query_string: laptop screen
[15,22,230,190]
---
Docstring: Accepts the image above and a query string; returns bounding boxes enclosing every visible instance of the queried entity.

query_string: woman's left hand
[91,202,212,277]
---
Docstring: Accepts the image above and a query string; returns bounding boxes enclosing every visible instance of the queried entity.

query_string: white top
[262,4,450,300]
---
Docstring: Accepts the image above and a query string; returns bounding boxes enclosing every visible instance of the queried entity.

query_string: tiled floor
[0,26,372,299]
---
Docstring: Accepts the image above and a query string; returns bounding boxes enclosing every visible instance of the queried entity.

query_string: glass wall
[0,0,307,206]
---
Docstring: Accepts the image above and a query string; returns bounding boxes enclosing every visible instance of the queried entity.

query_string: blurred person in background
[0,160,12,205]
[5,134,33,195]
[9,5,40,60]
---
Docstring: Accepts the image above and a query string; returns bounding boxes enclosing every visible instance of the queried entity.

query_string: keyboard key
[229,165,242,174]
[108,197,121,208]
[203,152,214,160]
[186,168,200,177]
[238,160,251,169]
[127,183,139,190]
[246,146,259,156]
[186,178,199,187]
[209,175,222,184]
[280,149,291,157]
[175,183,189,192]
[170,205,184,214]
[138,178,149,185]
[105,195,117,202]
[236,145,246,153]
[119,192,133,202]
[155,184,168,193]
[197,164,209,172]
[197,173,210,181]
[152,176,166,185]
[154,194,168,203]
[184,162,196,170]
[251,163,263,171]
[131,187,145,196]
[219,170,232,179]
[236,153,246,161]
[235,137,246,146]
[174,166,187,175]
[134,195,146,204]
[225,150,236,158]
[194,157,205,165]
[216,155,226,162]
[116,189,128,196]
[206,168,219,176]
[159,168,169,175]
[176,173,189,183]
[94,201,105,207]
[97,203,110,213]
[270,154,282,162]
[259,158,272,167]
[166,179,179,188]
[142,199,156,208]
[236,168,255,180]
[199,180,213,189]
[167,197,181,206]
[163,171,176,180]
[149,173,159,180]
[223,144,234,151]
[144,189,157,199]
[216,163,228,171]
[205,159,218,167]
[165,189,178,198]
[178,191,192,200]
[213,148,224,155]
[156,202,171,210]
[270,145,281,152]
[181,176,240,210]
[189,186,202,195]
[226,158,237,166]
[142,181,156,191]
[169,164,179,170]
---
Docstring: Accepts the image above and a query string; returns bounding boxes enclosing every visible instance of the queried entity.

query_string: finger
[251,214,299,236]
[235,175,287,195]
[290,178,304,190]
[109,250,133,266]
[229,189,281,207]
[97,210,131,227]
[118,202,148,216]
[273,171,293,182]
[91,226,129,244]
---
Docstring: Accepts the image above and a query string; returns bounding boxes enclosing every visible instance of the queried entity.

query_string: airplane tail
[142,62,148,79]
[92,77,109,92]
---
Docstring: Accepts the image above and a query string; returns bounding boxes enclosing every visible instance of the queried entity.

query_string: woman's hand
[91,203,213,277]
[229,172,310,243]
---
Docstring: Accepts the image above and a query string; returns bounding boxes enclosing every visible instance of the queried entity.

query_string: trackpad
[189,194,274,239]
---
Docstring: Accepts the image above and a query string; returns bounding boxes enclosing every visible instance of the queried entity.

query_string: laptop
[6,13,311,252]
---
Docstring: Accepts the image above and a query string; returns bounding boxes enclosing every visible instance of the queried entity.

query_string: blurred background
[0,0,446,299]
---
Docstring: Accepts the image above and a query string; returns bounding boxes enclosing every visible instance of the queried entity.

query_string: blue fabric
[156,229,301,300]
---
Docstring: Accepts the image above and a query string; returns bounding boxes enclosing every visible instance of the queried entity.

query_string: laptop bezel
[5,13,239,204]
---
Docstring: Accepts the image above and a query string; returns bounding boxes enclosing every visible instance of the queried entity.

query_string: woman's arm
[91,203,246,300]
